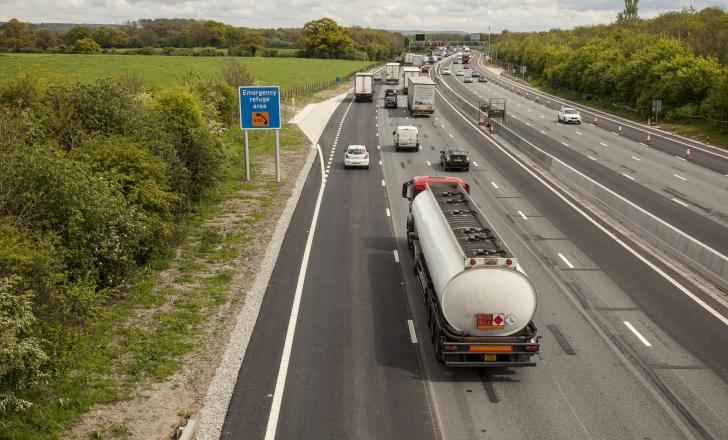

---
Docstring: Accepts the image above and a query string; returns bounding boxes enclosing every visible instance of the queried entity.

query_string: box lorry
[385,63,400,84]
[404,53,414,65]
[407,76,436,116]
[412,54,424,67]
[402,179,540,366]
[354,72,374,102]
[401,67,421,95]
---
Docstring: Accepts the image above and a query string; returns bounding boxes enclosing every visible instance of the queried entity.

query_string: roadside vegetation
[0,56,347,438]
[493,6,728,144]
[0,17,404,62]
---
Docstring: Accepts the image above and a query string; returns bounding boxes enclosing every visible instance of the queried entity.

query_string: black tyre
[433,326,445,363]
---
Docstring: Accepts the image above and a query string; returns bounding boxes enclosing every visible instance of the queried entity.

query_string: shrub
[72,37,101,54]
[221,59,253,88]
[0,72,44,109]
[0,275,48,413]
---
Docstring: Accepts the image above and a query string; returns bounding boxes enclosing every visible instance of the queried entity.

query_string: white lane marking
[540,115,545,119]
[386,208,391,217]
[441,124,445,128]
[377,145,380,150]
[576,131,583,135]
[540,130,546,134]
[622,173,635,181]
[437,76,728,328]
[518,210,528,219]
[599,142,608,147]
[393,250,400,262]
[426,161,431,166]
[675,155,686,161]
[558,253,575,269]
[491,181,499,189]
[672,198,688,207]
[376,132,379,137]
[527,109,532,112]
[631,156,641,162]
[449,133,454,138]
[525,122,531,126]
[381,179,386,187]
[473,161,479,167]
[379,160,382,165]
[562,142,569,147]
[673,174,687,181]
[264,143,329,440]
[407,319,418,344]
[624,321,652,347]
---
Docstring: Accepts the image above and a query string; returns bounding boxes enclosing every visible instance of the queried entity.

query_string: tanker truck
[401,179,540,366]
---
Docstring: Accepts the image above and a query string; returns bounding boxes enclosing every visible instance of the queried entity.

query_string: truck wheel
[433,327,445,363]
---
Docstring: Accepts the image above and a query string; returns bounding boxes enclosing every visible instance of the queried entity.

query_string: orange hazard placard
[252,112,270,127]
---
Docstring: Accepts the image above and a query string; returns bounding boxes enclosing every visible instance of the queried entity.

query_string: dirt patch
[63,142,309,440]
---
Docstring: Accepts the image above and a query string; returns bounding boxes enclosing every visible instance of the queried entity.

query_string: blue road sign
[239,86,281,130]
[336,76,342,84]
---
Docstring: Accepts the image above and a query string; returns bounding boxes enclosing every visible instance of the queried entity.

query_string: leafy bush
[0,72,43,109]
[72,37,101,54]
[0,276,48,413]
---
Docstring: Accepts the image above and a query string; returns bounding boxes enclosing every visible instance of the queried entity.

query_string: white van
[393,125,419,152]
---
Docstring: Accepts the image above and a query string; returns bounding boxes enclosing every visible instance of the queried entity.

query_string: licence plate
[485,354,497,362]
[453,159,462,162]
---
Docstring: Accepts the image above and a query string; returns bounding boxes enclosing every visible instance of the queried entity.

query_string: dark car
[471,71,480,77]
[478,76,488,83]
[384,89,397,109]
[440,147,470,171]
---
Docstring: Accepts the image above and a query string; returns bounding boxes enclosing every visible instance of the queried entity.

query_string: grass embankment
[527,81,728,149]
[0,53,372,89]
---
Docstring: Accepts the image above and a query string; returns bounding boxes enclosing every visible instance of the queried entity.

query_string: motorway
[220,58,728,439]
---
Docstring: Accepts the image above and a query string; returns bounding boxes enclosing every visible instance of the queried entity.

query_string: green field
[0,53,372,89]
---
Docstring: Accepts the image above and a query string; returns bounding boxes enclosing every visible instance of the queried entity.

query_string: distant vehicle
[478,76,488,83]
[401,66,421,95]
[404,53,414,65]
[461,53,471,64]
[407,76,436,117]
[386,63,400,84]
[384,89,397,109]
[456,71,464,76]
[412,54,424,67]
[440,146,470,171]
[373,73,382,81]
[471,71,480,77]
[463,64,470,69]
[354,72,373,102]
[442,68,451,75]
[344,145,370,169]
[558,107,582,124]
[393,125,420,151]
[464,77,473,83]
[401,179,539,366]
[421,65,430,73]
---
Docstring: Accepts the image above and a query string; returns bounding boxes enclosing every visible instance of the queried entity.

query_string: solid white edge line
[624,321,652,347]
[631,156,641,161]
[263,143,328,440]
[393,249,400,262]
[558,252,575,269]
[518,210,528,220]
[672,198,688,207]
[622,173,635,181]
[434,86,728,328]
[407,319,418,344]
[588,156,597,161]
[386,208,391,217]
[673,174,687,181]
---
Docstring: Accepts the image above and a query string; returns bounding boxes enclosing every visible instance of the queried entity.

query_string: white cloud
[0,0,721,31]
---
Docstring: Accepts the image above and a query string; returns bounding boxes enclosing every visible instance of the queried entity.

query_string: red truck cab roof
[404,176,470,201]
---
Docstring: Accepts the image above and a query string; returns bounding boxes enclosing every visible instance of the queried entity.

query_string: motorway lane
[437,57,728,283]
[377,74,728,438]
[272,83,437,439]
[460,56,728,228]
[472,54,728,176]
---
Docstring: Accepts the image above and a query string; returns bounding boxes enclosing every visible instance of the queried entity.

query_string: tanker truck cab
[401,176,470,201]
[406,180,540,367]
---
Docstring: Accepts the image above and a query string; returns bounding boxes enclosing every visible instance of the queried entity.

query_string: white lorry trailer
[354,72,374,102]
[402,180,540,366]
[407,76,436,117]
[412,54,424,67]
[385,63,400,84]
[401,67,421,95]
[404,53,414,65]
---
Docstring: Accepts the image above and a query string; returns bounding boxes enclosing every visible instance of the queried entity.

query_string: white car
[456,71,464,76]
[558,107,582,124]
[442,68,451,75]
[344,145,370,169]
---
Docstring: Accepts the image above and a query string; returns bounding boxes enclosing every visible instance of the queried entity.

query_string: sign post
[239,86,282,182]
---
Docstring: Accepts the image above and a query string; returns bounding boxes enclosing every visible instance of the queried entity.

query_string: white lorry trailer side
[354,72,374,102]
[401,67,420,95]
[385,63,400,84]
[407,77,436,117]
[404,53,414,65]
[412,54,424,67]
[403,181,540,366]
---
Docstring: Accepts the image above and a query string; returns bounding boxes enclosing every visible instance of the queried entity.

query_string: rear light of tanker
[506,258,513,266]
[525,345,539,353]
[444,345,459,352]
[468,345,513,353]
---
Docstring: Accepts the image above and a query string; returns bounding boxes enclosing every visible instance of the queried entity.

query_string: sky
[0,0,722,32]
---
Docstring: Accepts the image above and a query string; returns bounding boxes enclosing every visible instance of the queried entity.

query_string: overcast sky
[1,0,722,32]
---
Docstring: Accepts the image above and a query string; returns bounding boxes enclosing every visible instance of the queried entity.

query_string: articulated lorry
[354,72,374,102]
[402,179,540,366]
[401,67,421,95]
[385,63,400,84]
[407,76,436,116]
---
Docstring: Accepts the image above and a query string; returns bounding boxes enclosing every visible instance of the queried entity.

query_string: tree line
[493,7,728,129]
[0,17,404,61]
